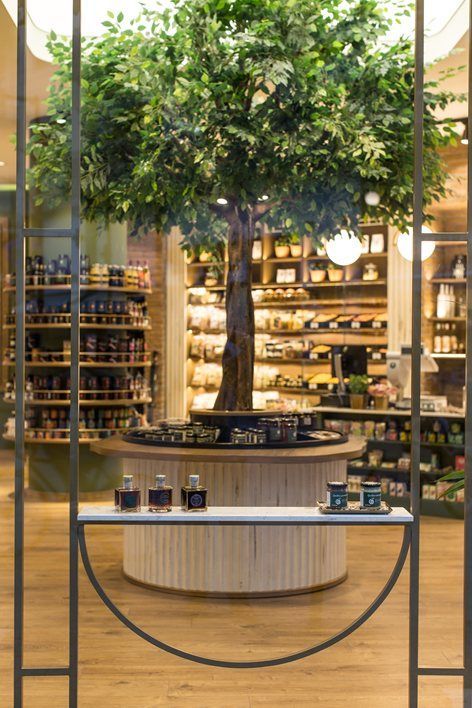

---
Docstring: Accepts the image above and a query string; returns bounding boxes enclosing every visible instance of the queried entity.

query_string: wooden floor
[0,450,464,707]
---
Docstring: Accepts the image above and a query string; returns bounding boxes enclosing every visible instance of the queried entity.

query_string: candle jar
[281,416,298,443]
[360,481,382,509]
[326,481,348,510]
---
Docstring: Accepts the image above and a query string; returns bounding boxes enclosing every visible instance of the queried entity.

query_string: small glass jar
[281,416,298,443]
[231,428,248,445]
[326,481,348,510]
[267,418,282,442]
[360,481,382,509]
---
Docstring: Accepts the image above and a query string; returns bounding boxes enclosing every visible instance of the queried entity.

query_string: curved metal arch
[78,524,411,669]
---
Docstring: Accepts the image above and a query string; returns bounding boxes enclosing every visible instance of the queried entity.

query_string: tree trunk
[213,209,255,410]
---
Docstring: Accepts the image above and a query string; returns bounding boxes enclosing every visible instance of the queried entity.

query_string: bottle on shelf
[148,474,173,513]
[115,474,141,512]
[181,474,208,512]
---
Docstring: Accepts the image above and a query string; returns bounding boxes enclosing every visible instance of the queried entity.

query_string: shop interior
[0,1,470,705]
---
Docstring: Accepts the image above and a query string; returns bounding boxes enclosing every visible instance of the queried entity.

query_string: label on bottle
[190,493,203,508]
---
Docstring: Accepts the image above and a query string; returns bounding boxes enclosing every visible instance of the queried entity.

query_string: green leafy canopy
[27,0,459,253]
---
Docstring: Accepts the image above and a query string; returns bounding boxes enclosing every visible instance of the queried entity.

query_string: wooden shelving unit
[2,264,153,443]
[185,223,389,411]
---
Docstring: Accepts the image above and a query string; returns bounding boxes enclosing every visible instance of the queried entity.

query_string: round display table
[90,436,365,597]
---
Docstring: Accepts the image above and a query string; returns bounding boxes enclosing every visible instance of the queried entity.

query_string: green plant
[328,262,343,271]
[437,470,464,498]
[27,0,459,410]
[275,234,293,247]
[309,261,326,271]
[349,375,370,395]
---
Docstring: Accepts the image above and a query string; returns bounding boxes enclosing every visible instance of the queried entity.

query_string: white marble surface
[78,505,413,524]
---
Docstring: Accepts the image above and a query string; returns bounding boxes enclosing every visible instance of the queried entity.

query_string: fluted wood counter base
[122,458,346,596]
[91,436,365,596]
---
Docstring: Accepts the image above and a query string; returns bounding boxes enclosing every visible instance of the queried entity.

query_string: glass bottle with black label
[181,474,208,512]
[148,474,173,513]
[115,474,141,512]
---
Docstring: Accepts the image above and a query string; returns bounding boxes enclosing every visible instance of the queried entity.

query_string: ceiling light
[216,198,228,205]
[326,230,362,266]
[397,226,435,262]
[364,191,380,207]
[258,195,269,201]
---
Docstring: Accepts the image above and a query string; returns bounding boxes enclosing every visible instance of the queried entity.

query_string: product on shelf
[360,481,382,509]
[181,475,208,512]
[4,373,150,403]
[326,481,348,510]
[253,288,309,303]
[21,405,144,441]
[115,475,141,512]
[148,475,173,513]
[8,297,150,328]
[6,255,151,290]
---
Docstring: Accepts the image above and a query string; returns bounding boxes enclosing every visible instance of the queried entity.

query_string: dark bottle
[181,474,208,512]
[148,474,173,513]
[115,474,141,512]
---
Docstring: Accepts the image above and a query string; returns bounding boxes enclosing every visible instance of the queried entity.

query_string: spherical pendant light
[325,230,362,266]
[364,190,381,206]
[397,226,435,262]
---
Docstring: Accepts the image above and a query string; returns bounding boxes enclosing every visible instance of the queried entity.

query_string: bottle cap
[189,474,200,488]
[123,474,133,489]
[155,474,166,487]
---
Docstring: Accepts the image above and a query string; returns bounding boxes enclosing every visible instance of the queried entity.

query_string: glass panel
[0,0,467,704]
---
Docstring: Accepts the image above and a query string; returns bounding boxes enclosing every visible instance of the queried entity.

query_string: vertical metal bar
[69,0,81,705]
[409,0,424,705]
[463,0,472,702]
[14,1,27,705]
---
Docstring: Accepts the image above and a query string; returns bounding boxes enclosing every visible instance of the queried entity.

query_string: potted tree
[28,0,456,413]
[349,375,370,410]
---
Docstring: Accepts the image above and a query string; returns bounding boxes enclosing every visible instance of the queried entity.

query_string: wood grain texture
[122,458,348,595]
[0,449,463,706]
[90,434,365,464]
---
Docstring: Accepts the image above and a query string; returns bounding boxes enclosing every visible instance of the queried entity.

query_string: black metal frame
[12,0,472,705]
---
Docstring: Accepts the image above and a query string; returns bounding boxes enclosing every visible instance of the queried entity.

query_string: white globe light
[326,230,363,266]
[365,190,380,206]
[216,197,228,205]
[397,226,435,262]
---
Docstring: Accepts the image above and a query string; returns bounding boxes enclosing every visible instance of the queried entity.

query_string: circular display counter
[90,436,365,597]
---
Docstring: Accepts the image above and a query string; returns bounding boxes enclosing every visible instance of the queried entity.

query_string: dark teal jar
[326,481,348,510]
[360,481,382,509]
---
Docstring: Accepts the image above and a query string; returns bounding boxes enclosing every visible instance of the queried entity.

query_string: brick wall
[128,230,166,421]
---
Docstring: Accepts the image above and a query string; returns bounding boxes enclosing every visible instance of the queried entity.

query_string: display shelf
[3,361,151,368]
[3,398,151,406]
[188,326,387,336]
[3,435,112,445]
[205,298,388,308]
[428,278,466,284]
[313,405,465,419]
[3,323,151,331]
[429,316,465,322]
[431,353,466,360]
[362,437,465,450]
[306,252,388,262]
[77,504,413,525]
[305,279,387,288]
[3,284,152,294]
